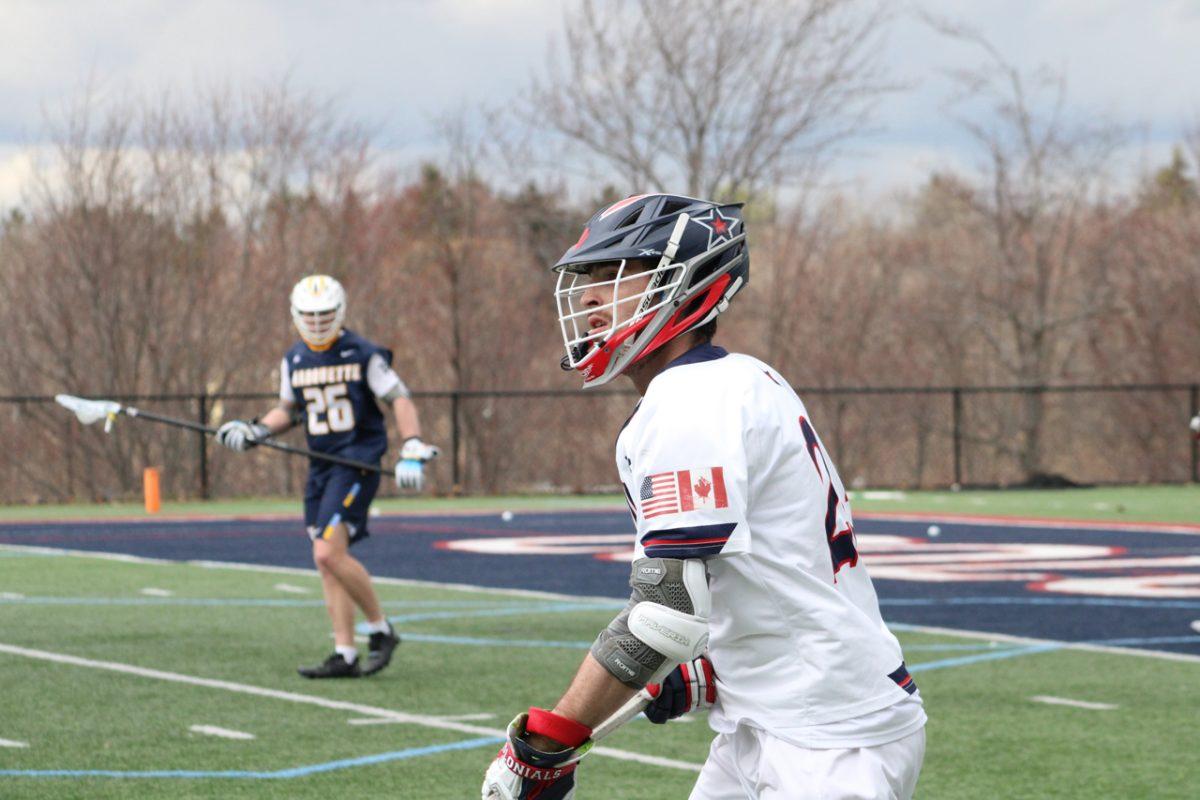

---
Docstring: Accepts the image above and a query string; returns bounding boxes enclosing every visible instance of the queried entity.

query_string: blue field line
[370,600,626,628]
[881,596,1200,610]
[0,597,542,609]
[7,594,1200,611]
[1081,634,1200,647]
[908,643,1064,672]
[400,632,594,649]
[0,736,503,780]
[401,634,1020,652]
[901,642,1009,652]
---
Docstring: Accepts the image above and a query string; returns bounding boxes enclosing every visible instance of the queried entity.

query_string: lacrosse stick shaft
[120,405,390,476]
[590,689,653,743]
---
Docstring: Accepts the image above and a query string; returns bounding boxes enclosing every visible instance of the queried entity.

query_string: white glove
[482,712,586,800]
[215,420,270,452]
[394,437,440,490]
[1190,415,1200,434]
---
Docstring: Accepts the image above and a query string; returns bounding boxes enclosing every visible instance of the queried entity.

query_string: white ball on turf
[501,510,514,522]
[927,525,941,537]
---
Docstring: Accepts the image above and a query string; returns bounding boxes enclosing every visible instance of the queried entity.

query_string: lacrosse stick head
[56,394,123,433]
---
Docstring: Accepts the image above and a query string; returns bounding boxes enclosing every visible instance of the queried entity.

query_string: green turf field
[2,483,1198,523]
[0,482,1195,525]
[0,548,1197,798]
[851,485,1200,525]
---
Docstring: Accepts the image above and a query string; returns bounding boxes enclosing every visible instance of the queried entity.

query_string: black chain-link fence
[2,384,1197,504]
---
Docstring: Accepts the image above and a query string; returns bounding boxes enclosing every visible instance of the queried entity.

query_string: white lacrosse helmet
[290,275,346,349]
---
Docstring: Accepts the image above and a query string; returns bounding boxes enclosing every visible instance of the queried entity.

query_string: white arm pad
[591,558,711,687]
[628,558,710,664]
[628,604,709,665]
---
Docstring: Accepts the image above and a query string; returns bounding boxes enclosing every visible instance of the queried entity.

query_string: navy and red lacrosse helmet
[553,193,749,387]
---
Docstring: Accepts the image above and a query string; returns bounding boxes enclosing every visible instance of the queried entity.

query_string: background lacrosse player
[482,195,926,799]
[216,274,439,678]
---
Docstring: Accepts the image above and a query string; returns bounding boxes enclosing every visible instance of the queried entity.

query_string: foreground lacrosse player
[483,195,926,799]
[216,275,438,678]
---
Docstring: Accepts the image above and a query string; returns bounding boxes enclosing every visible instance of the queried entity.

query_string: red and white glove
[482,709,592,800]
[644,655,717,724]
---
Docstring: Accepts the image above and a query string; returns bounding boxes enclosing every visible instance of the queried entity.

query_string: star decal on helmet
[690,207,741,249]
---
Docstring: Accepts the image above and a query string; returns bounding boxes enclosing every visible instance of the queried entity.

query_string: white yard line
[0,642,699,772]
[3,543,1198,665]
[856,512,1200,536]
[139,588,173,597]
[894,621,1200,665]
[1030,695,1117,711]
[0,591,25,599]
[0,546,176,565]
[272,583,311,594]
[0,737,29,748]
[189,724,256,740]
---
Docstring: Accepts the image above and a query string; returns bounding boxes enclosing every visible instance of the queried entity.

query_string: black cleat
[298,652,361,679]
[362,625,401,677]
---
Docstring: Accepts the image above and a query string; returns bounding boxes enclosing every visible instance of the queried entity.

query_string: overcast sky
[1,0,1198,207]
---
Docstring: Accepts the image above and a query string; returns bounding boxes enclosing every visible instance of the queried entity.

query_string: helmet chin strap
[561,343,588,371]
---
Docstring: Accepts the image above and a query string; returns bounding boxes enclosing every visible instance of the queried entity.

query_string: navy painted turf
[1,510,1197,656]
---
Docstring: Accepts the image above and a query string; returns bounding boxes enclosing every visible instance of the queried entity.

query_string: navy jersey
[283,329,391,463]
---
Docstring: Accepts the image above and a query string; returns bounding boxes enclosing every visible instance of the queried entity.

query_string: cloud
[0,0,1195,203]
[0,145,44,211]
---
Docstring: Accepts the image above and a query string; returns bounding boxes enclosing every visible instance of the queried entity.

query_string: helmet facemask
[291,306,345,348]
[555,257,686,377]
[554,226,746,387]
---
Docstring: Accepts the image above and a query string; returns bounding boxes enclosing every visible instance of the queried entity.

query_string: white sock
[335,645,358,664]
[366,618,391,634]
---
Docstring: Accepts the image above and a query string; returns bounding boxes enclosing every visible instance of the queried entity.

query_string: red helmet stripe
[572,226,590,250]
[599,193,652,220]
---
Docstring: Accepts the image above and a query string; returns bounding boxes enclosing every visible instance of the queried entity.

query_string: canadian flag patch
[682,467,728,511]
[640,467,728,519]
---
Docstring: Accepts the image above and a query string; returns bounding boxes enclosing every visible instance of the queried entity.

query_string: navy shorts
[304,462,381,546]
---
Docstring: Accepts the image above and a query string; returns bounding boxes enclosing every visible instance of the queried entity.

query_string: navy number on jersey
[302,383,356,435]
[799,416,859,578]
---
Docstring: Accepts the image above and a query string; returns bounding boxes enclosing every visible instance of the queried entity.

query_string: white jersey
[617,345,926,748]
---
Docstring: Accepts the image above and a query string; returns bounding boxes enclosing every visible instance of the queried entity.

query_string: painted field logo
[438,532,1200,600]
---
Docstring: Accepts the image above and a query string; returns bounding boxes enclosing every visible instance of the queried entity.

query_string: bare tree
[530,0,892,199]
[0,81,379,501]
[919,21,1129,483]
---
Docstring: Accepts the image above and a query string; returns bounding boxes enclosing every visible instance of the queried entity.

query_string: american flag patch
[639,468,728,519]
[640,472,682,519]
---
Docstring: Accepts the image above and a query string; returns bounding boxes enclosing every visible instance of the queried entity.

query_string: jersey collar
[662,342,728,372]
